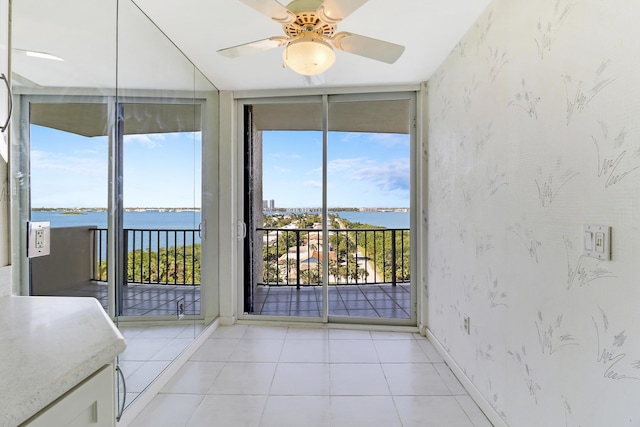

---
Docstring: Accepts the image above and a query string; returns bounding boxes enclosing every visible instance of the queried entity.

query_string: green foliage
[96,244,201,285]
[355,229,410,282]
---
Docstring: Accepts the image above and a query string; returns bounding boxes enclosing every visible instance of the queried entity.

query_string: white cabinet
[21,364,116,427]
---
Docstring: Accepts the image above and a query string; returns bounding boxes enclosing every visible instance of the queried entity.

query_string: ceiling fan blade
[318,0,368,22]
[332,32,405,64]
[239,0,296,23]
[217,37,288,58]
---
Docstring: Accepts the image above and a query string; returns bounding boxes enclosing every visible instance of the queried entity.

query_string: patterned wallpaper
[426,0,640,425]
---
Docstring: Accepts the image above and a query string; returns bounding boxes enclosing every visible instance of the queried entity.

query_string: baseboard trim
[426,329,508,427]
[117,318,220,426]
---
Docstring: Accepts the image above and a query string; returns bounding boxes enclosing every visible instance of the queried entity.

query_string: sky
[262,130,410,208]
[29,126,410,209]
[30,125,201,208]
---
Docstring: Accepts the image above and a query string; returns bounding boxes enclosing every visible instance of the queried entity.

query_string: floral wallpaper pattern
[425,0,640,425]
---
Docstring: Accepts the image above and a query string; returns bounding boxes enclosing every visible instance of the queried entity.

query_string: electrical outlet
[463,315,470,335]
[27,221,51,257]
[177,298,185,319]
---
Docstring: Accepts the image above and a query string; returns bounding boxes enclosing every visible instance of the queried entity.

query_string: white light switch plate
[583,225,611,260]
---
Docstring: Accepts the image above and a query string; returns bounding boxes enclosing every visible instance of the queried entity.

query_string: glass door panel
[115,0,206,412]
[244,101,324,318]
[28,105,109,308]
[327,97,413,322]
[120,102,202,318]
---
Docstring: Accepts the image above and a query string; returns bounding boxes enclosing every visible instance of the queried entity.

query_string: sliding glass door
[242,93,415,325]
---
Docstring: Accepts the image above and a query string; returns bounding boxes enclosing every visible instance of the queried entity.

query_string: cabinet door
[22,364,115,427]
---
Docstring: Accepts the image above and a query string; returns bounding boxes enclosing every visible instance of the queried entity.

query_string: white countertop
[0,296,126,427]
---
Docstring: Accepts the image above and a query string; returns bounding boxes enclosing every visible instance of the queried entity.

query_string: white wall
[426,0,640,425]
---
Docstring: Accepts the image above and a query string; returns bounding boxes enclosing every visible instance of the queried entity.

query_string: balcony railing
[256,227,410,288]
[91,228,200,285]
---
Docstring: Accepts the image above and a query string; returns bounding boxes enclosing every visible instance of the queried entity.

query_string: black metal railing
[91,228,200,285]
[257,227,410,288]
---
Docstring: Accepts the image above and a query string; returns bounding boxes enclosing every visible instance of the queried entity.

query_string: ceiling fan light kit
[283,33,335,76]
[218,0,405,77]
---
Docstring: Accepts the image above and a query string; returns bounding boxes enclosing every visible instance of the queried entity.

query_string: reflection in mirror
[11,0,218,413]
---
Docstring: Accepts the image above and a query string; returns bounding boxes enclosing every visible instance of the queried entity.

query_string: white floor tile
[329,339,379,363]
[207,362,277,395]
[394,396,474,427]
[328,329,372,340]
[190,338,240,361]
[382,363,451,395]
[227,338,285,362]
[456,395,493,427]
[176,324,205,339]
[119,326,146,339]
[259,396,331,427]
[161,361,224,394]
[124,325,489,427]
[330,364,390,395]
[186,395,267,427]
[331,396,402,427]
[125,360,172,393]
[129,393,204,427]
[371,330,416,340]
[209,324,249,339]
[279,339,330,363]
[374,339,432,363]
[270,363,330,395]
[119,338,174,361]
[151,338,192,361]
[242,325,289,339]
[285,327,329,340]
[135,325,189,339]
[417,338,445,362]
[434,363,468,395]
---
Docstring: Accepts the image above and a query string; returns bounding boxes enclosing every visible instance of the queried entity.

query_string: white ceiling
[135,0,492,91]
[11,0,492,93]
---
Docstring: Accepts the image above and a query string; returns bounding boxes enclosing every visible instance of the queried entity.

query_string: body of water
[333,211,409,229]
[32,210,202,230]
[34,210,410,229]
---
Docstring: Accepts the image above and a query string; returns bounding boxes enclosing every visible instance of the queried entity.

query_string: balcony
[32,226,200,317]
[250,227,411,319]
[35,225,411,319]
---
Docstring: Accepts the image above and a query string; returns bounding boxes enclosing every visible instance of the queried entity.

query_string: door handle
[0,73,12,133]
[116,364,127,421]
[237,221,247,238]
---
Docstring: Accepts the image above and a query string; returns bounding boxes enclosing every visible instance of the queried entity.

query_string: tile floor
[252,284,411,318]
[119,324,205,408]
[40,282,200,316]
[128,324,492,427]
[43,282,410,319]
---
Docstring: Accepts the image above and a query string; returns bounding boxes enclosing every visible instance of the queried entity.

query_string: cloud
[328,157,410,192]
[31,150,106,177]
[367,133,410,148]
[338,132,409,148]
[352,158,410,192]
[124,133,166,148]
[327,157,371,172]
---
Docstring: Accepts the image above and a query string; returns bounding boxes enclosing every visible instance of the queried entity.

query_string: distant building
[262,199,275,210]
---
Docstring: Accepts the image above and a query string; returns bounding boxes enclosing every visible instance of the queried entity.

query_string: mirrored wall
[11,0,218,412]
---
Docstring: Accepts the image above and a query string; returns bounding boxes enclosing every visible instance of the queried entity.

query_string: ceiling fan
[217,0,405,76]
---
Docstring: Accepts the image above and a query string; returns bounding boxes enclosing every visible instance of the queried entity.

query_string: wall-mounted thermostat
[27,221,51,258]
[583,225,611,260]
